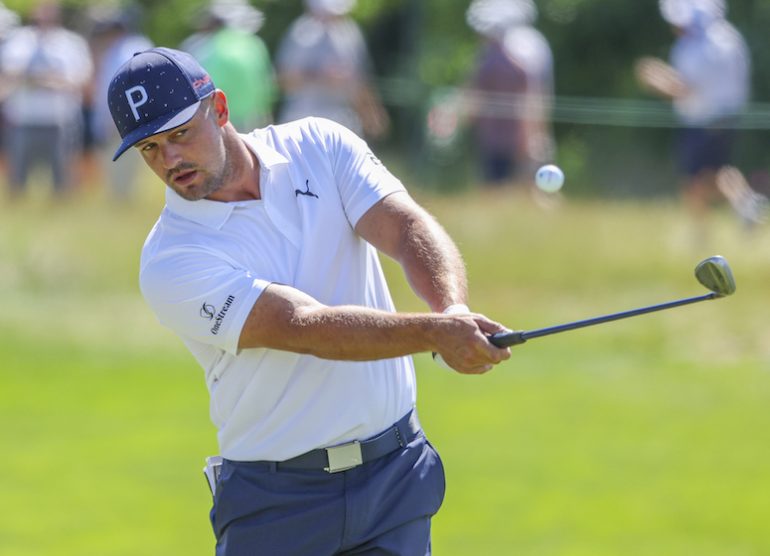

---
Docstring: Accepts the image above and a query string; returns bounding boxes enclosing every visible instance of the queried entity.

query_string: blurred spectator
[0,3,20,68]
[636,0,767,229]
[0,1,17,38]
[87,4,152,202]
[0,1,20,173]
[0,1,92,199]
[464,0,555,188]
[274,0,389,140]
[181,0,275,131]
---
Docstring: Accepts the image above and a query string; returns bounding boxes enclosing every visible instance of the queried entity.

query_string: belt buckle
[325,441,363,473]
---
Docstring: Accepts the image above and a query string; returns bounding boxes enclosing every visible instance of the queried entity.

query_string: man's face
[133,97,231,201]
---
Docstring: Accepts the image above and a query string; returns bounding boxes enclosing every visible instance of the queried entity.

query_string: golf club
[488,255,735,348]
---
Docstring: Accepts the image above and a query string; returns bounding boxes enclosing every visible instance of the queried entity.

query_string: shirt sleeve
[320,120,406,226]
[139,247,268,355]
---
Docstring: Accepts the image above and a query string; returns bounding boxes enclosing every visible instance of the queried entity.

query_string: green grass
[1,185,769,555]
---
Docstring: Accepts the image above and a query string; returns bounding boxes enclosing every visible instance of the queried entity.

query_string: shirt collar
[164,132,289,229]
[241,131,289,169]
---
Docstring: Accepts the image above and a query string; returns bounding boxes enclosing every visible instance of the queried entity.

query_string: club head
[694,256,736,297]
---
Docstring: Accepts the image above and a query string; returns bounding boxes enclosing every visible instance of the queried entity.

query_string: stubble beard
[171,147,233,201]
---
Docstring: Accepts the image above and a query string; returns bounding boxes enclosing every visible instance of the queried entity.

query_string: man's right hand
[431,312,511,374]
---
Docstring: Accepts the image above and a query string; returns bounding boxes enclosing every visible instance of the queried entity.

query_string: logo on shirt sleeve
[200,303,216,320]
[367,150,384,167]
[201,295,236,335]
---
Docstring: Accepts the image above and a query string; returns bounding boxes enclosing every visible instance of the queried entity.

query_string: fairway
[2,185,769,556]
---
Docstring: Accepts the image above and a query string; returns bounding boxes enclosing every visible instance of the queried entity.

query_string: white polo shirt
[139,117,416,461]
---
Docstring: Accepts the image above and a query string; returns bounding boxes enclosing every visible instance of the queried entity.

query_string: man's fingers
[432,311,512,372]
[473,315,511,335]
[454,363,494,375]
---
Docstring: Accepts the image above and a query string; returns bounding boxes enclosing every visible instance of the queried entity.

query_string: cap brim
[112,101,202,161]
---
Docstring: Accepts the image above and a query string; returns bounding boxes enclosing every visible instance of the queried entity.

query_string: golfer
[108,47,510,555]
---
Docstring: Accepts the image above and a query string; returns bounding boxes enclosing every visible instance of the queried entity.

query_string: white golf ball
[535,164,565,193]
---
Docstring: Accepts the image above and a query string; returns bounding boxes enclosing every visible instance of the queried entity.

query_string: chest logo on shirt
[295,179,319,199]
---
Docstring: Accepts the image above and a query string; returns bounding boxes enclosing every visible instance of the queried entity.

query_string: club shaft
[489,292,717,348]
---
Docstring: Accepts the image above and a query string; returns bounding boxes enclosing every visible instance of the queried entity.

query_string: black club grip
[488,330,527,347]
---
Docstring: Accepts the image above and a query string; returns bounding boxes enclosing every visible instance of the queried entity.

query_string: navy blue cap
[108,47,215,161]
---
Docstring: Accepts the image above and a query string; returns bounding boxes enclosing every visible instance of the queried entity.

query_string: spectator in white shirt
[0,1,92,198]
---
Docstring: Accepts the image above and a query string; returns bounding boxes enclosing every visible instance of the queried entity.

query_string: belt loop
[268,461,277,473]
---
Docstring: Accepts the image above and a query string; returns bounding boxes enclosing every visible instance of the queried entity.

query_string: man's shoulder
[139,211,216,278]
[141,209,199,254]
[141,212,174,256]
[254,117,359,156]
[265,116,348,136]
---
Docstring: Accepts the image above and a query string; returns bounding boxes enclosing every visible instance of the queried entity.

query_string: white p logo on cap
[125,85,149,121]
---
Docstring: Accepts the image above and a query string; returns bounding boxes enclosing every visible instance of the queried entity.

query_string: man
[465,0,555,188]
[108,47,510,555]
[275,0,389,140]
[636,0,767,230]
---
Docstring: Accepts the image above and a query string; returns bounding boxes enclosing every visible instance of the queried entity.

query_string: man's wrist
[432,304,470,369]
[441,303,469,315]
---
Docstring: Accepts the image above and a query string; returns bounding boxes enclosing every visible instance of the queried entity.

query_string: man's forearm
[286,305,444,360]
[240,284,463,359]
[239,282,508,374]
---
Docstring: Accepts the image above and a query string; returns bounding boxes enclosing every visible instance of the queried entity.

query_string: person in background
[0,2,17,45]
[465,0,555,189]
[0,1,19,176]
[88,4,152,202]
[181,0,275,131]
[0,1,92,199]
[275,0,389,141]
[636,0,767,231]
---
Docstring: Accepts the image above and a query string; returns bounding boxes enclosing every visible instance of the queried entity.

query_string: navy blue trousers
[210,428,445,555]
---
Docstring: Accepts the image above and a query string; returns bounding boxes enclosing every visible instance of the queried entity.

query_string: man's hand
[432,311,511,374]
[635,56,688,99]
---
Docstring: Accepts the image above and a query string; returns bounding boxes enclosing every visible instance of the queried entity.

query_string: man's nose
[160,143,184,169]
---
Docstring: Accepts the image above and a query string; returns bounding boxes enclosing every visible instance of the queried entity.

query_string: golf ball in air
[535,164,564,193]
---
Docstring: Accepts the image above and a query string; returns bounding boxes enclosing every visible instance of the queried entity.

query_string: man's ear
[212,90,230,126]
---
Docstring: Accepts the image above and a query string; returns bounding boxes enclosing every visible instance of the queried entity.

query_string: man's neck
[206,135,261,202]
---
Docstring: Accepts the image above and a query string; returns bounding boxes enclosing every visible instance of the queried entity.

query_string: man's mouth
[173,170,198,187]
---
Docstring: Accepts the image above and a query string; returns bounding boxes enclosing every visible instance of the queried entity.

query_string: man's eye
[141,143,156,152]
[173,129,188,138]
